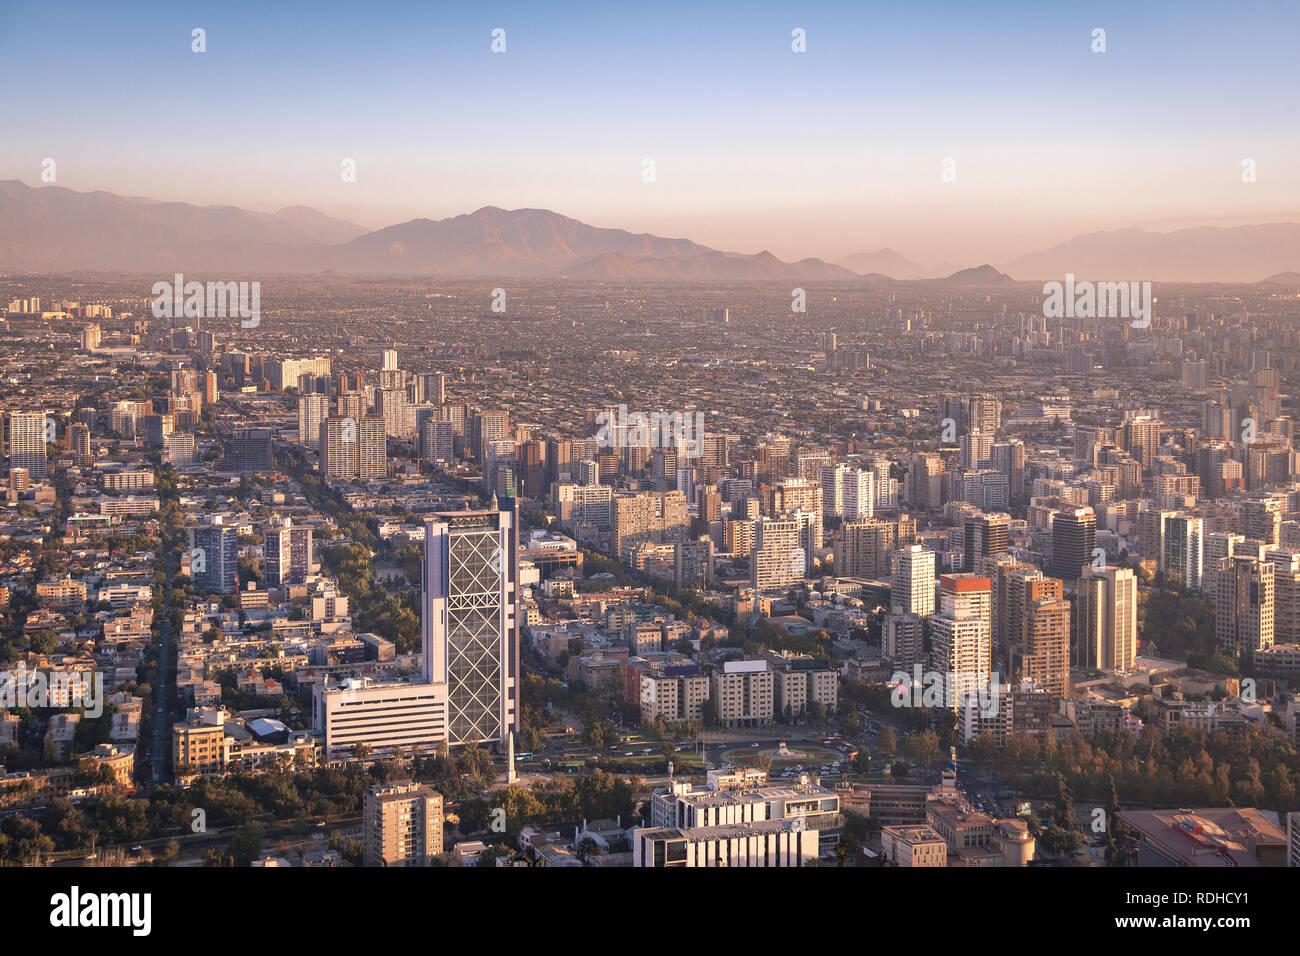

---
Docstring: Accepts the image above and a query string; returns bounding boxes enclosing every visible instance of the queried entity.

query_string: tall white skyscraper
[842,468,875,521]
[422,505,519,746]
[891,545,936,616]
[298,393,328,450]
[820,464,847,516]
[7,410,47,479]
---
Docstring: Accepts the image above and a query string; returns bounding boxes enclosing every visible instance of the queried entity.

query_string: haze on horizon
[1,0,1297,271]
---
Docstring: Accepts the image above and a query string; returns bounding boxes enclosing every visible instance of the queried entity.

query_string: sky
[1,0,1298,269]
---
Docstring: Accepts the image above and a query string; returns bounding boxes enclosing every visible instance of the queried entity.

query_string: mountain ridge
[1,181,1296,282]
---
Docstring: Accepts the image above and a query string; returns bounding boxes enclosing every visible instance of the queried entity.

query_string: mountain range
[0,180,1296,283]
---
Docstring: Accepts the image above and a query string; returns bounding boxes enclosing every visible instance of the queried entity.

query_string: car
[642,748,653,754]
[752,742,760,747]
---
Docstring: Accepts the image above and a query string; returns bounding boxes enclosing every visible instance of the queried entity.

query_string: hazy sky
[2,0,1297,269]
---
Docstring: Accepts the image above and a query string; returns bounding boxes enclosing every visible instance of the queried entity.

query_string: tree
[903,731,939,770]
[968,731,997,763]
[1052,773,1075,829]
[876,726,897,756]
[576,836,600,863]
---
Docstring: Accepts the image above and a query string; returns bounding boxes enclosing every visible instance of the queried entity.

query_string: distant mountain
[939,264,1018,285]
[0,180,367,271]
[1004,224,1300,283]
[332,206,715,276]
[5,180,1300,283]
[837,248,923,280]
[1260,271,1300,285]
[558,249,857,280]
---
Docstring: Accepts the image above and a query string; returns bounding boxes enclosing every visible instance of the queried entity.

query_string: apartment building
[363,781,444,866]
[710,660,774,727]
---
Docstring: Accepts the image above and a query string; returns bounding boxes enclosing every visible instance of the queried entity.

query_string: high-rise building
[163,432,196,469]
[891,545,936,616]
[265,519,313,586]
[1051,508,1097,582]
[189,521,239,594]
[963,513,1009,574]
[1077,566,1138,672]
[842,468,875,521]
[927,574,993,703]
[1267,549,1300,646]
[1165,513,1204,590]
[222,428,272,473]
[298,393,328,450]
[7,410,47,479]
[1212,555,1274,664]
[467,410,509,463]
[1242,495,1286,549]
[375,387,411,439]
[70,422,92,468]
[820,464,847,516]
[1121,413,1161,473]
[751,517,804,591]
[884,613,926,670]
[320,416,358,480]
[674,537,715,591]
[358,415,388,480]
[363,781,443,867]
[835,518,895,579]
[422,506,519,746]
[422,419,454,464]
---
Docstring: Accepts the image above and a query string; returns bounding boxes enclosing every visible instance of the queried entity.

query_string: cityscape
[0,0,1296,934]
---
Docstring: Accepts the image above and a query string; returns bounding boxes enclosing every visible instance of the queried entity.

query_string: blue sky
[1,0,1297,266]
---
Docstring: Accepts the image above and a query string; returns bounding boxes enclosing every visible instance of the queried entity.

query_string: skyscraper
[891,545,936,616]
[1051,508,1097,583]
[298,393,328,450]
[189,521,238,594]
[928,574,993,704]
[70,422,91,468]
[321,415,358,480]
[358,415,388,480]
[1212,555,1274,664]
[265,519,313,587]
[963,512,1009,574]
[1077,566,1138,672]
[422,505,519,746]
[1164,513,1204,590]
[7,410,47,479]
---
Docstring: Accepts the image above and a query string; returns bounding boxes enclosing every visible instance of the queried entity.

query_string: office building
[422,506,519,746]
[1051,507,1097,582]
[1077,566,1138,672]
